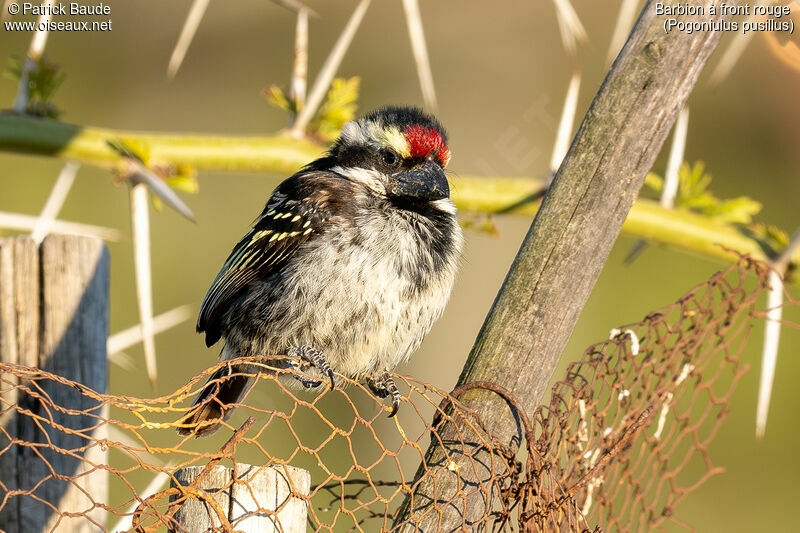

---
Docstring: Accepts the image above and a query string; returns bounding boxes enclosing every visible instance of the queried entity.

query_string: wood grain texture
[0,237,38,533]
[395,1,737,530]
[0,235,109,533]
[170,463,311,532]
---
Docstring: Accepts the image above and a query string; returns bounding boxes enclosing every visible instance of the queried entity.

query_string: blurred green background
[1,1,799,531]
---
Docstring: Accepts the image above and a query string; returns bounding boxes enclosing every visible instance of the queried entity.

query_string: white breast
[243,197,463,378]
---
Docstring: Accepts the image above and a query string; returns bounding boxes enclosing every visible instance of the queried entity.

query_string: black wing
[197,171,336,346]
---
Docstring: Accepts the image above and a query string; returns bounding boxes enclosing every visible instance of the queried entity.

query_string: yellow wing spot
[269,233,279,242]
[277,232,288,241]
[303,220,311,228]
[240,253,256,268]
[303,228,313,235]
[273,212,284,219]
[291,215,301,222]
[252,230,272,239]
[289,231,301,237]
[265,209,276,216]
[281,212,293,219]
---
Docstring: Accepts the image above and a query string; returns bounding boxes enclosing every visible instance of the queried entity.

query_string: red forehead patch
[403,126,451,167]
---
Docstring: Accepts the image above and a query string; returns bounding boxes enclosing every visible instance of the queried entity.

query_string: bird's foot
[367,372,402,417]
[287,345,335,390]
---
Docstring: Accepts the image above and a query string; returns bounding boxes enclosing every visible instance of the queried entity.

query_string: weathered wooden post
[0,235,109,533]
[170,463,311,532]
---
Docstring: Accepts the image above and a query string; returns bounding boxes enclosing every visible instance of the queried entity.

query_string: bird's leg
[287,345,335,390]
[366,372,402,417]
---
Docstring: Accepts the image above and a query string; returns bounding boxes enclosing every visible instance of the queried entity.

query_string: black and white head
[312,106,453,207]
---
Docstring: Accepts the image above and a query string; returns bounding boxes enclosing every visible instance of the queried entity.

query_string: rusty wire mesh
[0,256,797,532]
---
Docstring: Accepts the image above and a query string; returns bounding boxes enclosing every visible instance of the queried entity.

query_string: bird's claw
[287,345,335,390]
[367,372,402,417]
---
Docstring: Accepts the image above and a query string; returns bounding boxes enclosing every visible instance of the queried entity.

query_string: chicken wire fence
[0,256,796,532]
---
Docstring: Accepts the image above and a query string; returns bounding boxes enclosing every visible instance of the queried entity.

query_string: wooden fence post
[0,235,109,533]
[170,463,311,532]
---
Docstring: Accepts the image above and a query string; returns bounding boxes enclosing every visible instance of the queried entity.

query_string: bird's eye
[380,149,399,167]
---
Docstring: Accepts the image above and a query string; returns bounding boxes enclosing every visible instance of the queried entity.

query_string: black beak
[388,159,450,202]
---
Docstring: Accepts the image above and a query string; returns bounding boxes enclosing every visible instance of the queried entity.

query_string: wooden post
[169,463,311,532]
[394,0,736,530]
[0,235,109,533]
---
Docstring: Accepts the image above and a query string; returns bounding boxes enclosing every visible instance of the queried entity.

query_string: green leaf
[4,55,65,118]
[3,56,24,82]
[109,138,151,165]
[705,196,762,224]
[311,77,360,142]
[765,225,789,249]
[152,195,164,212]
[650,160,764,226]
[644,172,664,193]
[677,161,712,204]
[166,174,199,194]
[263,85,295,114]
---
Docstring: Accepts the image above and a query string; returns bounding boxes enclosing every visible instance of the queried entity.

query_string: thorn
[401,0,437,111]
[552,0,588,56]
[122,159,196,222]
[625,106,689,264]
[774,227,800,273]
[289,0,371,137]
[167,0,211,79]
[130,184,158,389]
[270,0,319,18]
[606,0,639,64]
[289,7,309,120]
[755,227,800,438]
[756,270,784,438]
[31,162,80,244]
[709,7,763,86]
[660,107,689,209]
[623,240,647,265]
[0,211,122,241]
[107,305,193,356]
[550,70,581,174]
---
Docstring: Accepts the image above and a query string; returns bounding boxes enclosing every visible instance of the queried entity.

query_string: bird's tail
[176,364,252,437]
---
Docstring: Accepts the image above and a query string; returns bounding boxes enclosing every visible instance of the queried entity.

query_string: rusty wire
[0,256,796,532]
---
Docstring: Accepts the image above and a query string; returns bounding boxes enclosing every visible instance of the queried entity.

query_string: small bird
[177,106,463,436]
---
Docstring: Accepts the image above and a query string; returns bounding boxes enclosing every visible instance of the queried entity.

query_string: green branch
[452,176,781,265]
[0,114,324,174]
[1,114,795,275]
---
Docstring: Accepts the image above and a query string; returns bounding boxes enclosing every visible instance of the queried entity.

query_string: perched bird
[177,106,463,436]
